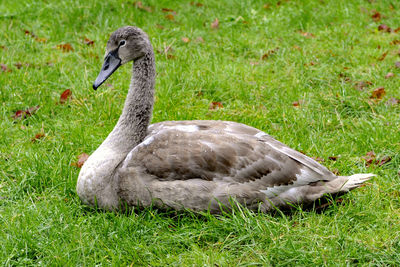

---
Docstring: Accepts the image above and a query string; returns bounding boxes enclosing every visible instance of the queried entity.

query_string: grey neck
[103,48,156,154]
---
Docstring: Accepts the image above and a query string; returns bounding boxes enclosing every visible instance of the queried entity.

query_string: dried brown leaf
[378,24,391,32]
[56,43,74,52]
[71,153,90,168]
[31,132,45,142]
[209,101,223,110]
[134,1,152,12]
[390,39,400,45]
[12,105,40,120]
[156,24,165,30]
[261,47,279,60]
[211,18,219,29]
[394,27,400,33]
[190,2,204,7]
[385,72,394,79]
[60,89,72,104]
[328,156,338,161]
[370,87,386,101]
[378,51,388,61]
[378,156,391,166]
[0,45,7,50]
[165,14,175,21]
[362,151,376,167]
[162,8,174,12]
[84,37,94,46]
[292,101,302,107]
[35,37,47,43]
[1,63,11,73]
[14,62,23,69]
[354,81,372,91]
[371,10,381,22]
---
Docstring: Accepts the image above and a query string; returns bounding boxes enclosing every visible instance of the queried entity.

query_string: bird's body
[77,26,374,213]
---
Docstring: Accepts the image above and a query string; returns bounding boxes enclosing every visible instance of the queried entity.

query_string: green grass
[1,0,400,265]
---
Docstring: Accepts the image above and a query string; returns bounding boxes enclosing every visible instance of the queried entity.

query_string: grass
[1,0,400,265]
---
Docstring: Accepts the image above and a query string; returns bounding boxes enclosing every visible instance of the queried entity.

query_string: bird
[76,26,374,213]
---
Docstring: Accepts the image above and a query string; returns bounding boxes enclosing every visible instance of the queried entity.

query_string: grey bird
[76,26,374,213]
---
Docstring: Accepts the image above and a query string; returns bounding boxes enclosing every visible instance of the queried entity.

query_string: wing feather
[124,120,335,190]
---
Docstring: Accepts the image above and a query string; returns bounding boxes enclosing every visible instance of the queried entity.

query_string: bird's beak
[93,48,122,90]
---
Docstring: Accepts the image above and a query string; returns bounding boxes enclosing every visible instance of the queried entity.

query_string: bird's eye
[119,40,126,47]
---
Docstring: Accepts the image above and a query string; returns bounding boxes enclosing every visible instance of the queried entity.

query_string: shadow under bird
[76,26,374,213]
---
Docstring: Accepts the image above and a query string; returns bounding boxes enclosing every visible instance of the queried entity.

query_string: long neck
[103,49,156,154]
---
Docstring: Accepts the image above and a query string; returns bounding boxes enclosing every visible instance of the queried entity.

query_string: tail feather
[339,173,375,191]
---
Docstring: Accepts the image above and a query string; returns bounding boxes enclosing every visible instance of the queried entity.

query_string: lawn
[1,0,400,265]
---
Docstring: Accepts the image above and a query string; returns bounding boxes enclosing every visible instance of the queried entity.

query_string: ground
[1,0,400,265]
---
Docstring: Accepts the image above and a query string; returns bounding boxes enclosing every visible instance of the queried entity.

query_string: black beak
[93,49,122,90]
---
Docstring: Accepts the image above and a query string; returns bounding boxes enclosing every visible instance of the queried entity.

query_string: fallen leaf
[395,61,400,68]
[24,29,34,36]
[390,39,400,45]
[190,2,204,7]
[181,37,190,43]
[371,10,381,22]
[1,63,11,72]
[60,89,72,104]
[0,45,7,50]
[24,29,47,43]
[370,87,386,101]
[134,1,152,12]
[84,37,94,46]
[378,156,391,166]
[394,27,400,33]
[378,51,388,61]
[71,153,90,168]
[385,72,394,79]
[162,8,174,12]
[292,100,303,107]
[261,47,279,60]
[195,37,204,43]
[328,156,338,161]
[362,151,376,167]
[339,73,351,83]
[378,24,391,32]
[298,30,315,38]
[385,97,400,106]
[209,101,223,110]
[165,14,175,21]
[211,18,219,29]
[56,43,73,52]
[12,105,40,120]
[14,62,23,69]
[304,61,317,66]
[354,81,372,91]
[156,24,165,29]
[35,37,47,43]
[31,132,45,142]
